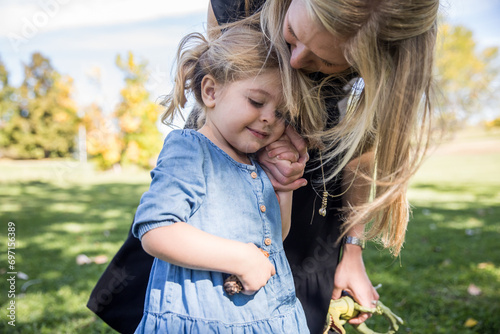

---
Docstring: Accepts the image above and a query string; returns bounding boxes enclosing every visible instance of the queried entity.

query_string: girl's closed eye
[248,98,264,108]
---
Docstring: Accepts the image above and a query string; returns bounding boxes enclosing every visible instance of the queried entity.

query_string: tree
[82,103,123,169]
[435,23,499,128]
[0,57,18,154]
[114,52,162,168]
[0,53,79,159]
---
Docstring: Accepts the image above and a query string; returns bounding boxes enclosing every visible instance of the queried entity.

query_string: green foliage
[0,53,80,159]
[484,117,500,129]
[113,52,162,169]
[0,58,17,150]
[435,24,499,127]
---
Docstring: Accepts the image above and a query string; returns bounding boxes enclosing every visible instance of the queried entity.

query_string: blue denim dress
[132,130,309,333]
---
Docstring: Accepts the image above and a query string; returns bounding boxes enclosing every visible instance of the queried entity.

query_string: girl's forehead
[245,71,283,95]
[222,70,284,103]
[226,70,282,91]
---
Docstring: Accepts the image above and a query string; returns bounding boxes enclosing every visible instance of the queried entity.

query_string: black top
[87,2,357,333]
[211,0,265,23]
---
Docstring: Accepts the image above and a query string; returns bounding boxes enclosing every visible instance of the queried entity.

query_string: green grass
[348,134,500,333]
[1,129,499,333]
[0,160,150,333]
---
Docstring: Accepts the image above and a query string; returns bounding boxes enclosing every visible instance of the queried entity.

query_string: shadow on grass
[0,180,149,333]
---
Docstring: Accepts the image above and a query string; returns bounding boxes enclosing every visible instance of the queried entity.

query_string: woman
[88,1,439,333]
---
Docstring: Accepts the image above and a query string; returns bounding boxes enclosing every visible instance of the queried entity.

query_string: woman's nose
[289,43,311,69]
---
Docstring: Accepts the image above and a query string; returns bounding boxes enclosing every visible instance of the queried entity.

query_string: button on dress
[132,130,309,333]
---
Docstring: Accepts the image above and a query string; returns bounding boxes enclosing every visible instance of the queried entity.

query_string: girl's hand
[235,243,276,295]
[331,244,379,325]
[257,126,309,192]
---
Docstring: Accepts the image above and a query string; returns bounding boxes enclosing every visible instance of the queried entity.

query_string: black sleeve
[87,223,154,334]
[211,0,266,24]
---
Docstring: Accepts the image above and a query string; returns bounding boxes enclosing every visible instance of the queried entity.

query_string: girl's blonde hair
[162,23,320,128]
[261,0,439,256]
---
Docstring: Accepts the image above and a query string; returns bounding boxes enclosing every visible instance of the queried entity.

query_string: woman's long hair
[261,0,439,256]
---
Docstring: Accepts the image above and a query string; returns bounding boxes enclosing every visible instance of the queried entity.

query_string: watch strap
[344,236,366,250]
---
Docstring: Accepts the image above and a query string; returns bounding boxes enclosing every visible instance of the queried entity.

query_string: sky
[0,0,499,121]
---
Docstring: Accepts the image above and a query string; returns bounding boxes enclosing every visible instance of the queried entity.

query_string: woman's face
[283,0,351,74]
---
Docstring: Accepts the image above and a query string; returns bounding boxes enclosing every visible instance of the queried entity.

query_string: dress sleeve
[211,0,266,24]
[132,130,206,239]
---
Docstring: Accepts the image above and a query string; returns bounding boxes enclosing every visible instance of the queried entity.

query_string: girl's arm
[276,191,293,240]
[331,151,379,325]
[141,222,276,294]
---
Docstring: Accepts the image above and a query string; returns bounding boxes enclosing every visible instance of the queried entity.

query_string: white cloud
[441,0,500,48]
[40,25,193,52]
[444,0,499,19]
[0,0,207,37]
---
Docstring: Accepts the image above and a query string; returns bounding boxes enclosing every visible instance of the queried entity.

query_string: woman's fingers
[347,286,380,325]
[284,126,308,164]
[262,160,306,186]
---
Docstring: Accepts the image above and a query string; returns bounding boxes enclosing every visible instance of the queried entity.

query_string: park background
[0,0,499,333]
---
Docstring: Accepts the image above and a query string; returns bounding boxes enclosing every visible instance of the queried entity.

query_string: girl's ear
[201,75,217,108]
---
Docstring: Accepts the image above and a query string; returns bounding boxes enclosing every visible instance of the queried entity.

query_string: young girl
[131,24,313,333]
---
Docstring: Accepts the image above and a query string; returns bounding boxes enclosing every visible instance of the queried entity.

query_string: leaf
[467,283,482,296]
[464,318,478,328]
[92,255,108,264]
[17,271,29,280]
[477,262,494,270]
[76,254,92,265]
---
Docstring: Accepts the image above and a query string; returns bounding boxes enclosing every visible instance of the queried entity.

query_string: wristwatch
[343,236,366,250]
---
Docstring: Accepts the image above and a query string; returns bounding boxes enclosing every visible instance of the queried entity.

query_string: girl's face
[283,0,351,74]
[200,70,286,164]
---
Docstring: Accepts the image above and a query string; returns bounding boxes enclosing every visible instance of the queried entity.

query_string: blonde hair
[162,23,320,128]
[261,0,439,256]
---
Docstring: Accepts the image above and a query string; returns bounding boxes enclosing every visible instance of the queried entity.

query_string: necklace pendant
[319,207,327,217]
[319,191,328,217]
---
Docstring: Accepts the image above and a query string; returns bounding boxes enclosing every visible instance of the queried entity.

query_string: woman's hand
[257,126,309,192]
[235,243,276,295]
[331,244,379,325]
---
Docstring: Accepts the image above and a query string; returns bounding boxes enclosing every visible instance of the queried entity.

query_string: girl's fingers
[268,150,299,163]
[266,142,299,162]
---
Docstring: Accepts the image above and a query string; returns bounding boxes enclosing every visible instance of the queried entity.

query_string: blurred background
[0,0,499,333]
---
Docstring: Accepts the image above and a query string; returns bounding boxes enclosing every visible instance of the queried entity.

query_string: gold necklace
[317,151,355,217]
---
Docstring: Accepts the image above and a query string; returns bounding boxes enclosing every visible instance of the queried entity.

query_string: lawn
[1,128,499,333]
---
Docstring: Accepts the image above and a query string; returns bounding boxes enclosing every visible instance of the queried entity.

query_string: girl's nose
[289,43,311,70]
[260,108,276,124]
